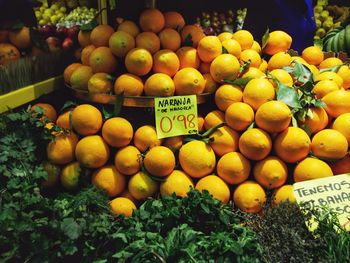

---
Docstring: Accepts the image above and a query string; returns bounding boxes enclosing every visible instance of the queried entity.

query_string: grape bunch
[56,6,98,28]
[196,10,235,35]
[34,1,67,26]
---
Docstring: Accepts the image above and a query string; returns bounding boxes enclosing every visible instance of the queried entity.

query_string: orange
[259,59,268,72]
[119,189,138,205]
[109,31,135,57]
[311,129,348,160]
[218,32,233,42]
[176,46,200,69]
[160,170,194,197]
[312,79,339,99]
[139,8,165,33]
[267,51,292,71]
[301,46,324,66]
[217,152,251,185]
[197,36,222,63]
[322,89,350,118]
[318,57,343,70]
[102,117,133,148]
[163,136,183,152]
[330,154,350,175]
[242,78,276,111]
[144,146,176,177]
[239,128,272,161]
[31,103,57,122]
[274,127,311,163]
[272,185,296,206]
[233,180,267,213]
[77,30,91,47]
[71,104,102,135]
[232,30,254,50]
[314,71,343,88]
[41,161,61,188]
[269,69,293,86]
[63,63,82,84]
[332,113,350,144]
[117,20,140,37]
[209,126,240,156]
[0,43,20,65]
[158,28,181,51]
[125,48,153,76]
[253,156,288,189]
[251,41,262,54]
[128,171,158,200]
[301,106,329,134]
[90,24,114,47]
[92,165,126,197]
[221,38,241,58]
[60,161,81,191]
[110,197,136,217]
[70,65,93,90]
[239,49,261,68]
[199,62,211,74]
[241,67,266,79]
[47,132,78,165]
[214,84,242,111]
[173,68,205,95]
[198,115,205,132]
[293,157,333,182]
[180,25,205,48]
[89,47,117,74]
[204,110,225,130]
[203,73,218,93]
[179,140,216,178]
[75,135,110,168]
[9,26,31,49]
[225,102,255,131]
[210,54,240,83]
[74,47,82,61]
[164,11,185,30]
[195,175,230,204]
[114,145,142,175]
[114,73,143,96]
[56,110,73,130]
[133,125,162,152]
[88,73,113,93]
[152,49,180,77]
[263,30,292,55]
[255,100,292,133]
[144,73,175,97]
[81,44,96,65]
[135,32,160,55]
[337,65,350,89]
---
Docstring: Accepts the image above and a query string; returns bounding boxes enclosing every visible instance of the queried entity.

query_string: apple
[46,37,61,53]
[62,37,74,51]
[66,25,80,40]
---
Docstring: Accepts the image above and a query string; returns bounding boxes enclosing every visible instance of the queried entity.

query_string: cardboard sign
[293,174,350,231]
[154,95,198,139]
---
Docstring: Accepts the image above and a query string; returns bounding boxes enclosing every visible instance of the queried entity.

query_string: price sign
[154,95,198,139]
[293,174,350,231]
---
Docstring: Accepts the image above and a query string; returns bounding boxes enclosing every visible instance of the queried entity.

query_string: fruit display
[34,1,68,26]
[322,23,350,54]
[57,6,98,28]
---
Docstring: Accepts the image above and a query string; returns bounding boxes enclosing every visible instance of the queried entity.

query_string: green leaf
[183,34,193,47]
[80,19,98,31]
[60,101,77,113]
[293,61,313,84]
[319,64,343,74]
[292,115,298,127]
[109,0,117,10]
[224,77,253,86]
[113,94,124,117]
[239,60,251,74]
[261,28,269,49]
[222,46,229,54]
[102,107,113,120]
[314,38,323,50]
[10,20,24,30]
[313,100,326,108]
[277,82,301,109]
[61,218,82,240]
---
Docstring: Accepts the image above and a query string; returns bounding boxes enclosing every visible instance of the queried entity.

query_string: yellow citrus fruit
[195,175,230,204]
[133,125,162,152]
[47,132,78,165]
[214,84,243,111]
[218,32,233,42]
[160,170,194,197]
[272,185,296,206]
[209,126,240,156]
[204,110,225,130]
[75,135,110,168]
[163,11,185,30]
[242,78,276,111]
[197,36,222,63]
[267,51,292,70]
[60,161,81,191]
[144,73,175,96]
[239,128,272,161]
[88,73,113,93]
[135,32,160,55]
[41,161,61,188]
[125,48,153,76]
[312,79,339,98]
[217,151,251,185]
[108,31,135,57]
[90,24,114,47]
[255,100,292,134]
[232,30,254,50]
[31,103,57,122]
[259,59,268,72]
[318,57,343,70]
[9,26,31,49]
[253,156,288,189]
[92,165,126,197]
[128,171,158,200]
[269,69,293,86]
[0,43,20,65]
[180,25,205,48]
[301,46,324,66]
[251,41,262,54]
[314,71,343,88]
[210,54,240,83]
[89,46,117,74]
[199,62,211,74]
[152,49,180,77]
[110,197,136,217]
[70,65,93,90]
[163,136,183,152]
[330,154,350,175]
[322,89,350,118]
[301,106,329,134]
[117,20,140,37]
[114,145,142,175]
[159,28,181,51]
[225,102,255,131]
[173,67,205,95]
[81,44,96,65]
[176,46,200,69]
[332,113,350,144]
[71,104,102,136]
[241,67,266,79]
[274,127,311,163]
[179,140,216,178]
[102,117,133,148]
[144,146,176,177]
[198,115,205,132]
[311,129,348,160]
[139,8,165,33]
[337,65,350,89]
[222,38,242,57]
[239,49,261,68]
[233,180,267,213]
[63,63,82,84]
[114,73,144,96]
[263,30,292,55]
[293,157,333,182]
[203,73,218,93]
